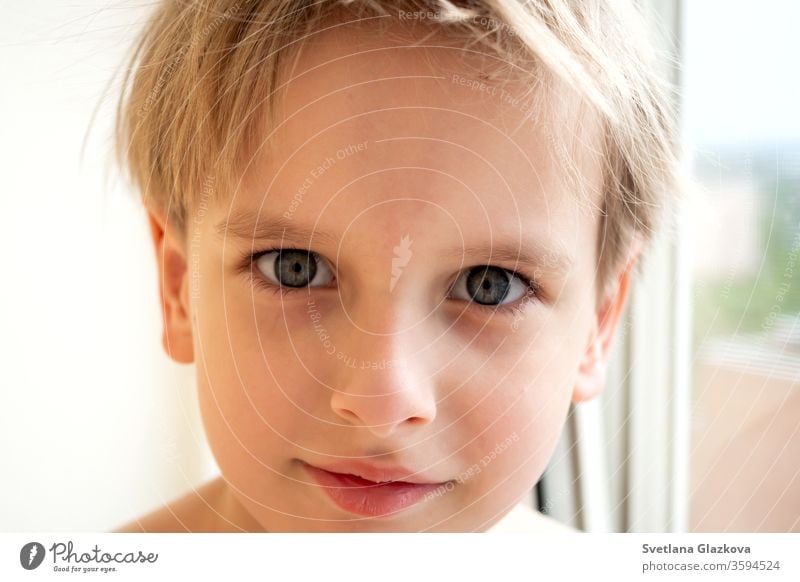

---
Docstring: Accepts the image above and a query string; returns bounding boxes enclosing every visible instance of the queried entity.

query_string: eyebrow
[216,211,339,248]
[216,211,573,276]
[440,239,573,277]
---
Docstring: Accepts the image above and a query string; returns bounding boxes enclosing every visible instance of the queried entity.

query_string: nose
[329,306,438,439]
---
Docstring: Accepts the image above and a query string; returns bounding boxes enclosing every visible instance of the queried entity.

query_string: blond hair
[115,0,680,298]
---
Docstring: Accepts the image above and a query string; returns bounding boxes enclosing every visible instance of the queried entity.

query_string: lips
[306,460,442,484]
[301,460,452,517]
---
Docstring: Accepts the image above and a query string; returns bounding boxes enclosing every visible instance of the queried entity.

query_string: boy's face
[151,20,632,531]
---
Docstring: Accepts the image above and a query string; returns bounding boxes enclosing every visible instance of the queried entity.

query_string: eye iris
[466,266,510,305]
[276,250,317,287]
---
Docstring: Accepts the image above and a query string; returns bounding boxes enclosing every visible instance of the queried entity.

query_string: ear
[572,251,639,403]
[144,199,194,364]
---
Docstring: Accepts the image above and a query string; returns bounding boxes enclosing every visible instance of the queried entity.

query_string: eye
[449,265,532,307]
[254,248,334,289]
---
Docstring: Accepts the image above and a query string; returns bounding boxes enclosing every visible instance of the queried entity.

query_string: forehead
[225,17,603,263]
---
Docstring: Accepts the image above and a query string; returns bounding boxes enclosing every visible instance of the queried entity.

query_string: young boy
[113,0,677,532]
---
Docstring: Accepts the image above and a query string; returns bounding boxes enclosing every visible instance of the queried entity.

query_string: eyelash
[237,247,541,316]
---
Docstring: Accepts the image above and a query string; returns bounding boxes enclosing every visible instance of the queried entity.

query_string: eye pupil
[276,250,317,287]
[466,266,510,305]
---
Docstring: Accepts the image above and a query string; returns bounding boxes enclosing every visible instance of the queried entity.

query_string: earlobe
[572,254,637,404]
[144,200,194,364]
[573,325,606,403]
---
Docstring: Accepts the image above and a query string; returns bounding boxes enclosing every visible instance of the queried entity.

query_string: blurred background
[1,0,797,532]
[0,1,217,531]
[683,0,800,532]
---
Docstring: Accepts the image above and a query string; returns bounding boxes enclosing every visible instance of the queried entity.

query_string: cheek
[192,275,318,472]
[447,315,583,488]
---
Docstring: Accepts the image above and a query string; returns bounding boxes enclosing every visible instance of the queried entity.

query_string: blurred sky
[682,0,800,146]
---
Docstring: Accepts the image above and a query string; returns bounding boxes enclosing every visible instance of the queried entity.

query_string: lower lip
[302,463,449,517]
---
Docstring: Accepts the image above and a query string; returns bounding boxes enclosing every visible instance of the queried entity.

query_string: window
[684,0,800,533]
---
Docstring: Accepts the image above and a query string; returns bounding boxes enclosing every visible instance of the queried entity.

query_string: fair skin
[116,18,635,533]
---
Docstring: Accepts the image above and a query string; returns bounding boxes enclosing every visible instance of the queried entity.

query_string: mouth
[300,460,454,517]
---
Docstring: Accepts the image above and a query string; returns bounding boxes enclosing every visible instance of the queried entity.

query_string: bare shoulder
[112,477,229,533]
[487,502,577,533]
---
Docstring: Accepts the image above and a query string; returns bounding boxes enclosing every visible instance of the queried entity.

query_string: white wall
[0,1,218,531]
